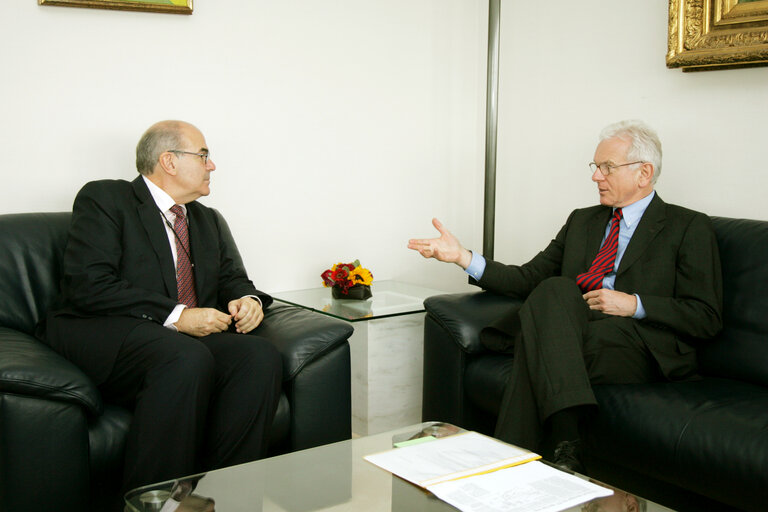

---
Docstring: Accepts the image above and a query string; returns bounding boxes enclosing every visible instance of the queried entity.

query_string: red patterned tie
[576,208,623,293]
[170,205,198,308]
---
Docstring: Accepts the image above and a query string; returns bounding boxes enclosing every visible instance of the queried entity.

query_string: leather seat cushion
[589,378,768,508]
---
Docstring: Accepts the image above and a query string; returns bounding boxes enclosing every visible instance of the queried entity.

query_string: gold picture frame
[667,0,768,70]
[39,0,192,15]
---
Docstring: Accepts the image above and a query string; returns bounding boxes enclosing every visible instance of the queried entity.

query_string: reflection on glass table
[272,280,448,322]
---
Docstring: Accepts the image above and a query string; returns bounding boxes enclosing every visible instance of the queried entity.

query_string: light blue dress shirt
[465,191,656,319]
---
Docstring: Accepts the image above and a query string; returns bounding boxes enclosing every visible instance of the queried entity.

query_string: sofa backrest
[698,216,768,387]
[0,212,70,335]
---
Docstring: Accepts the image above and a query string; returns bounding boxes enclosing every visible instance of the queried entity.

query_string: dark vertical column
[484,0,501,259]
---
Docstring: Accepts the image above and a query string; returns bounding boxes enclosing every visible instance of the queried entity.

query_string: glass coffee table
[125,422,675,512]
[274,281,449,436]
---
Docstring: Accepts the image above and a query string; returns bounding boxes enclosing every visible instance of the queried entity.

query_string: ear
[638,162,654,187]
[157,151,178,176]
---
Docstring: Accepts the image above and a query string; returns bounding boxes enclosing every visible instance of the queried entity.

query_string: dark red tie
[170,205,198,308]
[576,208,623,293]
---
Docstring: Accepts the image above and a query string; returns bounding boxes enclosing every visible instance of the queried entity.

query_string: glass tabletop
[125,422,675,512]
[272,280,449,322]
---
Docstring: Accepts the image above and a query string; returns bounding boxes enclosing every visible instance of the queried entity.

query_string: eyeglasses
[168,150,210,164]
[589,161,644,177]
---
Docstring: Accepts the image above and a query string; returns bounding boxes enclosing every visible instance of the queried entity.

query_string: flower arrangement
[321,260,373,299]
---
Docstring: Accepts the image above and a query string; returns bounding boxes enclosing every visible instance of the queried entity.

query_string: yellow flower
[348,266,373,286]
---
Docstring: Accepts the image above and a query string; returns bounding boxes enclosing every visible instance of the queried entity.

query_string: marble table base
[349,313,425,436]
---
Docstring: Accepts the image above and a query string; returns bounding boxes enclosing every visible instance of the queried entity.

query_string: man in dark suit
[408,120,722,471]
[43,120,282,494]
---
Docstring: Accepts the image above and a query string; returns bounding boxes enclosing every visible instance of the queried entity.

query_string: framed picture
[667,0,768,70]
[39,0,193,15]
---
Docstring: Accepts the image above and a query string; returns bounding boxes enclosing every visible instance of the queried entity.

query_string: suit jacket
[475,194,723,380]
[44,177,272,384]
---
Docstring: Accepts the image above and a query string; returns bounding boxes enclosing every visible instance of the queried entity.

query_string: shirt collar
[617,190,655,228]
[142,175,183,215]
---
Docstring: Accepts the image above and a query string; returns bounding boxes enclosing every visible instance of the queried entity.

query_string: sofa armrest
[257,303,354,381]
[0,327,102,415]
[284,342,351,450]
[257,303,353,450]
[424,292,523,354]
[422,292,521,430]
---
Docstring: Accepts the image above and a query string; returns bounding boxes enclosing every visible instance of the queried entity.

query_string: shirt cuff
[164,304,187,330]
[464,250,487,281]
[632,294,647,319]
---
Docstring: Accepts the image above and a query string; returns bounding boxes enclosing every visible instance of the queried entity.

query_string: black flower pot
[332,284,372,300]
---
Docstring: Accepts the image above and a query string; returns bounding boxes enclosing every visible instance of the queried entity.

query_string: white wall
[4,1,765,292]
[495,1,768,264]
[0,0,487,293]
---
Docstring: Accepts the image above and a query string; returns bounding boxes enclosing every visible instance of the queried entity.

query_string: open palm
[407,218,471,268]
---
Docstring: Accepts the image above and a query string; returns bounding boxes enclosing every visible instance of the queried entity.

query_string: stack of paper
[365,431,612,512]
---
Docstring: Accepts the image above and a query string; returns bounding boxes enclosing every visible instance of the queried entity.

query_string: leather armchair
[422,216,768,512]
[0,212,353,512]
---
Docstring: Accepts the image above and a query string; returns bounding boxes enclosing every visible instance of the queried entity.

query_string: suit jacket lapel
[186,203,214,303]
[616,193,666,277]
[584,208,613,269]
[132,177,178,298]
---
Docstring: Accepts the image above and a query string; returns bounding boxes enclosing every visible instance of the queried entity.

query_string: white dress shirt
[142,176,189,328]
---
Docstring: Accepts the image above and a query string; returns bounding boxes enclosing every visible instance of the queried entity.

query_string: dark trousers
[491,277,660,451]
[99,322,282,493]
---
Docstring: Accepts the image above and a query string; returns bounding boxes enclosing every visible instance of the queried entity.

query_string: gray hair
[599,120,662,184]
[135,121,186,175]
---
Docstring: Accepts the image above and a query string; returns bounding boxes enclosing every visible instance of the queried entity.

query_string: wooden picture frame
[39,0,193,15]
[667,0,768,70]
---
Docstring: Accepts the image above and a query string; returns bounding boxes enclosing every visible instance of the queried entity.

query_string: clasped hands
[408,218,637,318]
[174,297,264,337]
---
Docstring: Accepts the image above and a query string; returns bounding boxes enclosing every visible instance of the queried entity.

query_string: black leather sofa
[0,212,353,512]
[422,216,768,512]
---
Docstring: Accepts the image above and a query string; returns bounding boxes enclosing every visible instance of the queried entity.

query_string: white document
[428,461,613,512]
[364,431,540,487]
[365,431,613,512]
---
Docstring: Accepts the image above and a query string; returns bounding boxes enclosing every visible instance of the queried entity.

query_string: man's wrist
[464,250,486,281]
[458,248,473,269]
[632,294,647,319]
[164,304,187,330]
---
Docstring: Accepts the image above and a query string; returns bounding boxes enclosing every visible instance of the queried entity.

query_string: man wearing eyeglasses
[42,120,282,496]
[408,120,722,473]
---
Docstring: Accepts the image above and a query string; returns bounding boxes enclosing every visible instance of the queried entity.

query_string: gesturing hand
[174,307,232,337]
[408,218,473,269]
[228,297,264,334]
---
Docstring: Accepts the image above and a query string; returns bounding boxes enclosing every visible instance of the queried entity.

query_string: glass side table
[273,280,447,321]
[273,280,449,436]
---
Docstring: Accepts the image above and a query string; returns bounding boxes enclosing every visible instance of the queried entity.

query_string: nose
[206,157,216,171]
[591,168,604,182]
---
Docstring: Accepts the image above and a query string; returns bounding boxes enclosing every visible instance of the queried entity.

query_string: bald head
[136,120,197,175]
